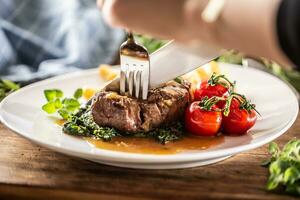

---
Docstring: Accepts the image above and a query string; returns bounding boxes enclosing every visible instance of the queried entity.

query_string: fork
[119,32,150,100]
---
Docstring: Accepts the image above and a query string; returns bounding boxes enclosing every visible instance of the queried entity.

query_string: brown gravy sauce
[54,119,224,154]
[86,135,225,155]
[55,119,66,127]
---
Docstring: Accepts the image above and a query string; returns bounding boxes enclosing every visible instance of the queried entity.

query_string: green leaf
[284,167,300,184]
[282,139,300,157]
[44,89,63,101]
[42,102,57,114]
[134,35,167,53]
[42,88,83,120]
[269,142,280,158]
[217,50,243,64]
[267,176,280,190]
[269,160,282,176]
[58,109,70,120]
[261,158,271,167]
[0,89,6,100]
[44,90,56,101]
[73,88,83,99]
[2,80,20,90]
[54,99,62,109]
[0,79,19,102]
[55,89,63,98]
[62,98,80,112]
[174,77,183,84]
[62,98,80,107]
[265,139,300,195]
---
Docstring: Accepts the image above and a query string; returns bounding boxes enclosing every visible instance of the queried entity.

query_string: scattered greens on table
[263,139,300,196]
[0,79,19,101]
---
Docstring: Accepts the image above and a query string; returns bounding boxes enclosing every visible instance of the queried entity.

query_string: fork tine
[141,68,149,100]
[120,31,150,99]
[134,70,141,98]
[128,70,134,96]
[120,70,126,95]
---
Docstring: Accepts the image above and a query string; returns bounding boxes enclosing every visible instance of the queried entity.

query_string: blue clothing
[0,0,124,82]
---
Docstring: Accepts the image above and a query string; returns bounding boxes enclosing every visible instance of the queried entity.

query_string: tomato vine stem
[208,73,235,90]
[199,96,224,111]
[224,92,260,116]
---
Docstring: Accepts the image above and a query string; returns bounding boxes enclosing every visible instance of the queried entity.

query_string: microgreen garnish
[263,139,300,196]
[73,88,83,99]
[42,88,82,119]
[44,89,63,101]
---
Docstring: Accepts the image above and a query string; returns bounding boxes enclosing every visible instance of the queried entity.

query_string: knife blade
[103,41,220,92]
[149,41,220,88]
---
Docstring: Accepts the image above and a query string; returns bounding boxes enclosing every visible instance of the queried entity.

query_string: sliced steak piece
[140,81,190,131]
[91,81,190,133]
[91,92,142,132]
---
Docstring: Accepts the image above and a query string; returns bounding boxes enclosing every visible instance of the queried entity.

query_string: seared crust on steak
[91,81,190,133]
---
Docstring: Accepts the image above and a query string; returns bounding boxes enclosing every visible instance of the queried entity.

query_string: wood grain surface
[0,115,300,200]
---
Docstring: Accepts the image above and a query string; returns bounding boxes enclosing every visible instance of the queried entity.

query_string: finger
[103,0,186,40]
[97,0,105,9]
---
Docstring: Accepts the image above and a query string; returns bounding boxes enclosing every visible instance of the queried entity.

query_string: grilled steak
[91,81,190,133]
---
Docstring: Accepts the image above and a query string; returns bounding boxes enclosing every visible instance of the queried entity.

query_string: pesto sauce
[63,106,184,144]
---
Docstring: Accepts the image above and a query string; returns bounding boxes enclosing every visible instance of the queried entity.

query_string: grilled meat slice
[91,81,190,133]
[91,92,142,132]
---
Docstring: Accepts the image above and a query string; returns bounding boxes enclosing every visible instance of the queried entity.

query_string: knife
[149,41,220,88]
[103,41,220,92]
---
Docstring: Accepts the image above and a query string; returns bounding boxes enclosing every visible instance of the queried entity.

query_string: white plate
[0,63,298,169]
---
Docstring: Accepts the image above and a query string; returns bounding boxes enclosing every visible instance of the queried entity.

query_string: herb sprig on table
[0,79,20,101]
[263,139,300,196]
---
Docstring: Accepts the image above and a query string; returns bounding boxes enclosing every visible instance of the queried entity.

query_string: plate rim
[0,63,298,164]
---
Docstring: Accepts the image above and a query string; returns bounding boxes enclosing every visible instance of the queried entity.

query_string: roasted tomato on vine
[185,97,223,136]
[194,73,235,103]
[222,94,259,135]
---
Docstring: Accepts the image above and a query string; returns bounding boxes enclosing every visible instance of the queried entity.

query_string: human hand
[98,0,291,67]
[97,0,213,43]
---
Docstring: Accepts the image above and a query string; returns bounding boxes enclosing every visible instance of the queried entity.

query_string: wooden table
[0,116,299,200]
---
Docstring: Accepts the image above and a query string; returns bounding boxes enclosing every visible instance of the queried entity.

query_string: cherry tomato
[194,80,229,101]
[185,101,222,136]
[222,98,257,135]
